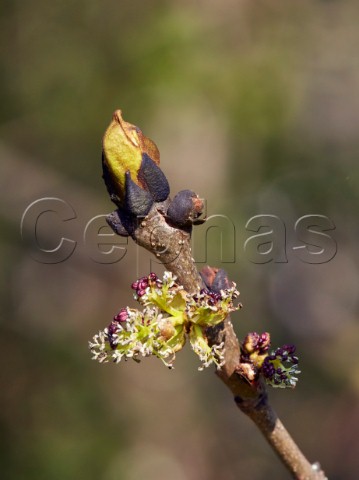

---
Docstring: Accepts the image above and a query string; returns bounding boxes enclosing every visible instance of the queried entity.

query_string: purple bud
[114,308,128,322]
[252,333,260,340]
[206,291,222,304]
[283,344,296,354]
[107,320,121,349]
[149,272,157,282]
[262,358,275,379]
[138,279,148,290]
[259,332,270,347]
[137,289,147,297]
[131,280,139,290]
[108,322,118,336]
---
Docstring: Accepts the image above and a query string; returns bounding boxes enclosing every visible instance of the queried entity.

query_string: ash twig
[128,203,327,480]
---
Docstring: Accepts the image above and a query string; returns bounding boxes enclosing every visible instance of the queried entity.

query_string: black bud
[139,153,170,202]
[106,209,130,236]
[200,267,231,293]
[211,269,231,292]
[166,190,204,228]
[125,171,154,217]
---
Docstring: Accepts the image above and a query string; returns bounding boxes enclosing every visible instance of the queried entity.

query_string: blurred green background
[1,1,359,479]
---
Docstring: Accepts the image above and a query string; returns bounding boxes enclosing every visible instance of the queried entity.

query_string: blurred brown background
[1,1,359,479]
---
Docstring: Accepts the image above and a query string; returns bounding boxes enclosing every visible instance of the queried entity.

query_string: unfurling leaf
[102,110,170,216]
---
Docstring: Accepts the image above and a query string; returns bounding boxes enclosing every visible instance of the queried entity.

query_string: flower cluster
[89,271,240,370]
[241,332,300,388]
[262,345,300,388]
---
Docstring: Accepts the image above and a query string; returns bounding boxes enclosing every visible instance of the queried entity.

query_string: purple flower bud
[278,347,285,354]
[108,322,118,336]
[208,297,216,306]
[214,292,222,302]
[258,333,270,352]
[137,289,147,297]
[131,276,150,294]
[138,279,149,290]
[262,360,275,379]
[149,272,157,282]
[283,344,296,354]
[252,332,260,343]
[108,320,121,349]
[114,308,128,323]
